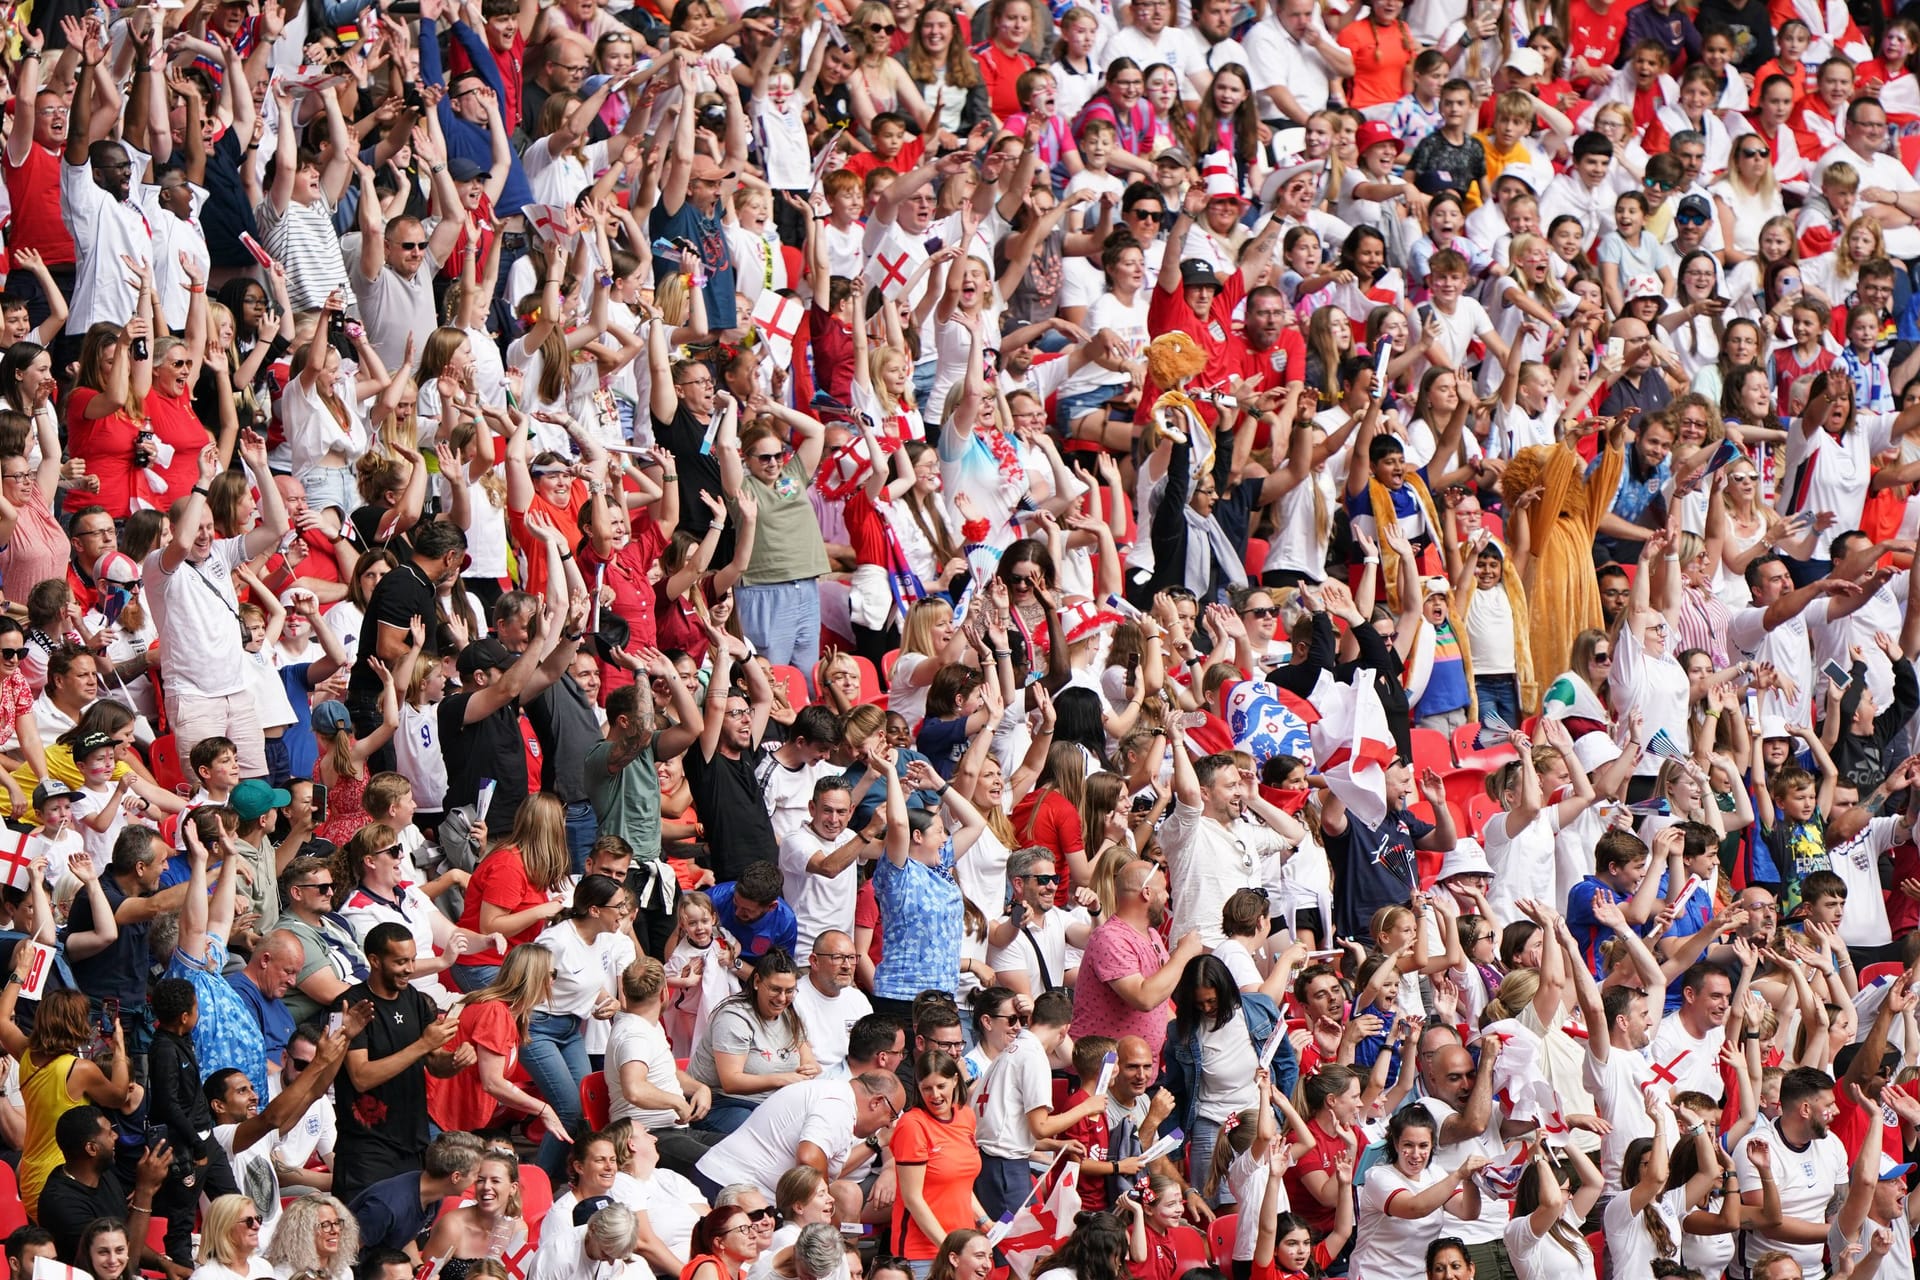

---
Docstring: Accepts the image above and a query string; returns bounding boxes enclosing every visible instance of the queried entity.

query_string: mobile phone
[145,1122,169,1148]
[1605,336,1625,362]
[1822,659,1853,689]
[327,1011,344,1036]
[100,997,119,1036]
[312,782,329,826]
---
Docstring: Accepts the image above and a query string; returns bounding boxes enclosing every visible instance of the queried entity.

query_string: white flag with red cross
[751,291,804,365]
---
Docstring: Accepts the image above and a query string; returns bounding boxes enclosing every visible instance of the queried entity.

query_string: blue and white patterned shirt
[871,842,963,1002]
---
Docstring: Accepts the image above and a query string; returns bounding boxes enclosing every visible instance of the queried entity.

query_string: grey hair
[586,1204,639,1255]
[717,1184,764,1208]
[1007,846,1054,880]
[795,1224,843,1280]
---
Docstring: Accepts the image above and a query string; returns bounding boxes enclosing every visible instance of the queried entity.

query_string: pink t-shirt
[1070,916,1172,1059]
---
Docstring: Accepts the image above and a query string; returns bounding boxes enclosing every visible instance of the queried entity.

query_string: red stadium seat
[816,655,882,704]
[1409,727,1452,774]
[1206,1213,1238,1263]
[1479,512,1503,539]
[1466,793,1501,840]
[1452,721,1519,770]
[1169,1225,1211,1274]
[1861,961,1908,988]
[881,648,901,681]
[581,1072,611,1131]
[768,664,810,708]
[1243,537,1269,577]
[1586,1231,1605,1279]
[0,1161,25,1238]
[149,733,186,796]
[519,1164,554,1238]
[1441,767,1492,823]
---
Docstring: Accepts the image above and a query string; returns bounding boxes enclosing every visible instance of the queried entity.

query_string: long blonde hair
[459,944,556,1040]
[899,598,954,658]
[498,792,571,892]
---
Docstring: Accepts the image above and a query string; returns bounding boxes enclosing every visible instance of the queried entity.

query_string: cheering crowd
[11,0,1920,1276]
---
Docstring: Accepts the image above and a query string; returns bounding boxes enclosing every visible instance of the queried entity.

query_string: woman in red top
[0,401,71,606]
[1337,0,1416,111]
[426,945,565,1135]
[892,1051,987,1263]
[1012,741,1089,885]
[64,324,142,520]
[453,792,570,991]
[139,261,225,511]
[577,487,675,692]
[1281,1065,1364,1237]
[971,0,1036,121]
[680,1206,762,1280]
[653,502,755,666]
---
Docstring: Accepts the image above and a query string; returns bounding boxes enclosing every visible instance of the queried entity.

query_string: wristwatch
[864,1134,883,1155]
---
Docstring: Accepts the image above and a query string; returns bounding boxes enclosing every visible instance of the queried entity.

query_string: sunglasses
[0,648,25,661]
[392,239,429,250]
[744,1208,775,1223]
[299,882,335,894]
[240,1216,262,1228]
[1737,149,1769,160]
[1591,651,1612,663]
[994,1011,1028,1025]
[1241,605,1280,619]
[1675,212,1708,225]
[866,20,896,31]
[1030,873,1060,886]
[749,450,788,463]
[286,1055,315,1071]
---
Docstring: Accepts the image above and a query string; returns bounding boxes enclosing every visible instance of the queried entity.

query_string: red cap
[1355,122,1399,154]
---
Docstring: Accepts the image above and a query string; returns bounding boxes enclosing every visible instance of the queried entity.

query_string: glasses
[749,450,788,463]
[286,1055,315,1071]
[677,375,714,389]
[299,882,335,894]
[1241,605,1280,619]
[75,527,113,539]
[550,61,589,73]
[0,471,30,482]
[814,952,857,964]
[993,1011,1028,1026]
[1591,651,1612,663]
[880,1094,901,1119]
[744,1208,775,1224]
[372,844,403,860]
[1030,873,1060,886]
[1130,208,1164,219]
[866,20,896,31]
[929,1039,965,1055]
[0,649,25,662]
[391,239,428,250]
[165,358,192,369]
[1737,149,1769,160]
[1675,212,1708,225]
[316,1220,343,1232]
[240,1217,262,1229]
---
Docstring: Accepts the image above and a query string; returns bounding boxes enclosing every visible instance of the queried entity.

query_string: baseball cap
[1882,1155,1915,1181]
[1355,121,1398,155]
[230,778,293,823]
[457,638,516,678]
[573,1195,617,1226]
[447,157,490,183]
[689,155,734,183]
[1676,194,1712,222]
[1153,145,1192,169]
[311,700,353,734]
[31,779,72,812]
[70,731,115,761]
[1505,47,1545,77]
[1178,259,1222,289]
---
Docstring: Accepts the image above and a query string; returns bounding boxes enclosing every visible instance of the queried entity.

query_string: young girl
[662,891,738,1059]
[1754,20,1812,103]
[1694,28,1749,113]
[69,727,148,864]
[1768,296,1836,417]
[1280,228,1335,318]
[1046,7,1105,125]
[311,641,405,850]
[1599,190,1674,315]
[1187,64,1263,194]
[1408,194,1488,296]
[1142,64,1180,154]
[396,642,450,824]
[1003,70,1081,194]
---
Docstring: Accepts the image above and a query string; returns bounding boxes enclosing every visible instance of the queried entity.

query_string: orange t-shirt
[508,478,587,598]
[889,1106,983,1259]
[1338,18,1416,109]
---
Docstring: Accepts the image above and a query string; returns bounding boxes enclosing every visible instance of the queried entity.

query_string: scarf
[1404,609,1477,721]
[1181,504,1249,601]
[1367,472,1442,611]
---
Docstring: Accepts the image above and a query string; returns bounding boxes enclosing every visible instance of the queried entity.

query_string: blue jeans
[735,579,821,676]
[523,1011,590,1181]
[564,800,597,875]
[693,1098,760,1134]
[298,464,358,517]
[1189,1116,1236,1207]
[1475,674,1520,731]
[451,963,501,992]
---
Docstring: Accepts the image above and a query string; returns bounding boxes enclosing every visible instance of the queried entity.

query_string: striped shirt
[256,192,350,312]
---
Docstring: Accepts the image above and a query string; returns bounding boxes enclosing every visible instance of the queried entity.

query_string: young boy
[1840,303,1896,413]
[1754,724,1839,911]
[1064,118,1128,211]
[1415,248,1508,383]
[25,778,81,887]
[147,977,234,1262]
[819,169,868,280]
[1796,868,1849,939]
[237,575,300,788]
[844,112,927,181]
[974,989,1108,1220]
[1567,828,1672,975]
[1406,80,1488,207]
[1475,91,1562,195]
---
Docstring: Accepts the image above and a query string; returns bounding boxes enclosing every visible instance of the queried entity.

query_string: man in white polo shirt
[693,1074,904,1204]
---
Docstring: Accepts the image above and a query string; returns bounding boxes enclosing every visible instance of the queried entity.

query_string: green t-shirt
[587,737,661,859]
[739,458,829,584]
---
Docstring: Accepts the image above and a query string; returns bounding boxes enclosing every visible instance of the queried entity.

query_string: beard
[1147,900,1166,929]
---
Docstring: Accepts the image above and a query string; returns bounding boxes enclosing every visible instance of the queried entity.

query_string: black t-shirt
[348,503,414,560]
[39,1165,129,1261]
[438,690,530,829]
[347,561,436,711]
[685,745,776,883]
[62,875,148,1009]
[334,982,437,1200]
[653,403,733,563]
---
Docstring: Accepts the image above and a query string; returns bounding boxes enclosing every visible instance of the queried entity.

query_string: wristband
[192,485,209,497]
[560,550,574,560]
[431,163,447,174]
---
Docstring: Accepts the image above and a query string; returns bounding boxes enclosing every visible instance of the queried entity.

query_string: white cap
[1571,730,1622,772]
[1505,46,1546,77]
[1438,838,1495,882]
